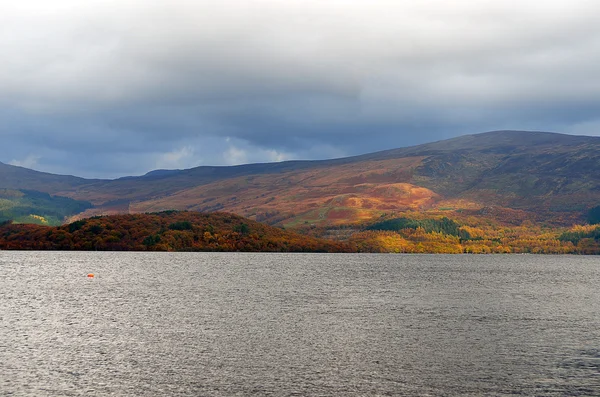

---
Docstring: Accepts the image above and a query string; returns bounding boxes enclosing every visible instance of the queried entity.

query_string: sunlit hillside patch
[349,229,464,254]
[13,214,52,225]
[281,206,376,228]
[432,198,482,211]
[28,214,48,224]
[325,207,373,223]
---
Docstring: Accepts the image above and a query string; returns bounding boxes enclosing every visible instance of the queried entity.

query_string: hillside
[0,211,352,252]
[0,161,98,193]
[0,189,92,226]
[2,130,600,228]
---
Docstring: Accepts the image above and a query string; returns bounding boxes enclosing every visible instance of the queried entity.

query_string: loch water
[1,252,599,396]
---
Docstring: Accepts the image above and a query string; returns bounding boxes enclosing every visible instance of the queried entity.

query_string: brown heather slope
[127,157,436,227]
[2,130,600,227]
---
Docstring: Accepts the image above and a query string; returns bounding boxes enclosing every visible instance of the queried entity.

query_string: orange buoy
[87,273,95,278]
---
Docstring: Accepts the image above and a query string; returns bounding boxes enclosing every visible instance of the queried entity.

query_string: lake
[1,252,599,396]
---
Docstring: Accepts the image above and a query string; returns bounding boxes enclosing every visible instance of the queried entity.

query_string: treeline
[349,227,594,254]
[556,225,600,254]
[366,217,470,239]
[0,211,353,252]
[2,210,600,254]
[305,216,600,254]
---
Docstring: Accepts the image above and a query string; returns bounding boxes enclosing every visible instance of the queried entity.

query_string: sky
[2,0,600,179]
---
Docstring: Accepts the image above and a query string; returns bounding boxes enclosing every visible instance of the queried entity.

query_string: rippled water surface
[1,252,599,396]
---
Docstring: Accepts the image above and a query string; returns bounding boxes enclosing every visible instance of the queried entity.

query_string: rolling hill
[0,211,353,252]
[2,130,600,228]
[0,189,92,226]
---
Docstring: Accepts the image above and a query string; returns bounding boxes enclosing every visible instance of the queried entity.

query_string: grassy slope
[0,189,93,226]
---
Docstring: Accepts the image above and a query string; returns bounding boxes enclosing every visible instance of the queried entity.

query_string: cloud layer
[2,0,600,177]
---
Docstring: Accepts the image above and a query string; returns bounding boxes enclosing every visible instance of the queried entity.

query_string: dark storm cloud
[1,0,600,178]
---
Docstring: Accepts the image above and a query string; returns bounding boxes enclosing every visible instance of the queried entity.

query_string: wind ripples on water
[1,252,599,396]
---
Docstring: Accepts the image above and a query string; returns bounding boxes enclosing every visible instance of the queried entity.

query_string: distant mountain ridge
[0,161,99,192]
[2,130,600,227]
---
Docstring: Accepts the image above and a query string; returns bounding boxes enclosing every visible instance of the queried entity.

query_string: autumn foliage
[2,211,600,254]
[0,211,353,252]
[346,217,599,254]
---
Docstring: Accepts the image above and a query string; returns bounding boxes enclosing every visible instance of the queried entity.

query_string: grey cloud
[1,0,600,177]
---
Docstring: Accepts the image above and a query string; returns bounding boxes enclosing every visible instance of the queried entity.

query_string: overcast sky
[2,0,600,178]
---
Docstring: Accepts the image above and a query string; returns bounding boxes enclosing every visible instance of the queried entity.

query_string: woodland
[1,210,599,254]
